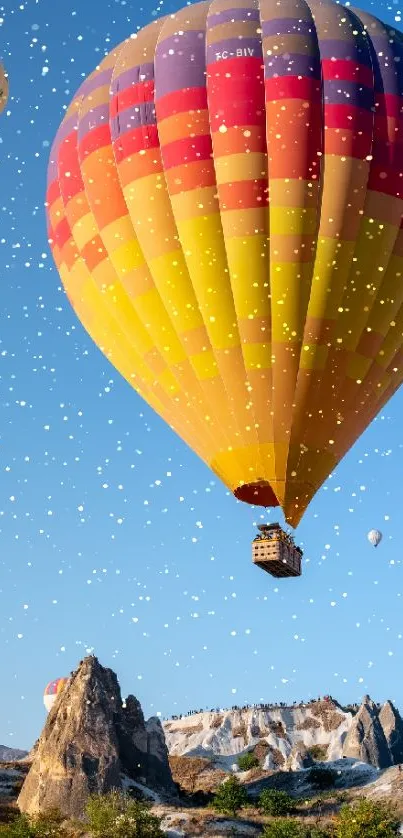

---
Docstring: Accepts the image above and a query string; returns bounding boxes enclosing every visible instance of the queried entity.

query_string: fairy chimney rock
[342,695,392,769]
[18,656,175,817]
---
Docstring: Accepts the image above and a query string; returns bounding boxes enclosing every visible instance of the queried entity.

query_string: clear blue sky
[1,0,403,750]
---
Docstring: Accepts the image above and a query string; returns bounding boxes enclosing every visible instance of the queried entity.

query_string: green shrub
[308,767,337,790]
[335,798,400,838]
[262,819,307,838]
[263,822,333,838]
[30,811,65,838]
[308,828,333,838]
[237,752,259,771]
[0,816,32,838]
[0,811,65,838]
[213,776,248,818]
[259,789,295,816]
[86,790,164,838]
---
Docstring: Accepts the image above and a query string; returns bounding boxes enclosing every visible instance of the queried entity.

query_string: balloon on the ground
[0,63,8,114]
[46,0,403,527]
[368,529,383,548]
[43,678,68,712]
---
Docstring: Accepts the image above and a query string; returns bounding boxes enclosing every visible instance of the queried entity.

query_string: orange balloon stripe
[51,110,230,465]
[287,7,403,505]
[50,185,214,466]
[155,3,264,479]
[283,0,376,513]
[110,32,258,477]
[111,45,249,469]
[206,0,277,488]
[261,0,323,503]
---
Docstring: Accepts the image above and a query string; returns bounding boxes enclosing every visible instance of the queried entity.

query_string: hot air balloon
[46,0,403,536]
[368,529,383,548]
[43,677,68,712]
[0,63,8,115]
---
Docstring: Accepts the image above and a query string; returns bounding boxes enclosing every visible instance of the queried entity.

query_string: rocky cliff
[163,697,403,772]
[164,700,351,769]
[379,700,403,765]
[342,696,392,768]
[18,656,175,818]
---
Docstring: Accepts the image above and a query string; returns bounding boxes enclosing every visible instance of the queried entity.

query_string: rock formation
[145,716,174,789]
[121,695,173,790]
[285,744,314,772]
[379,701,403,765]
[164,700,351,767]
[342,696,392,769]
[18,656,175,817]
[164,696,403,773]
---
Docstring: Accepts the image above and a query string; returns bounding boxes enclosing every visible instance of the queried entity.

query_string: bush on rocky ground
[334,798,400,838]
[86,790,164,838]
[259,789,295,816]
[237,752,259,771]
[0,790,399,838]
[212,776,249,818]
[263,820,332,837]
[0,810,66,838]
[262,820,313,838]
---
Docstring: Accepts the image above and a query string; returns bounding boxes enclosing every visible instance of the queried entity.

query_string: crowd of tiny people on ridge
[163,696,375,722]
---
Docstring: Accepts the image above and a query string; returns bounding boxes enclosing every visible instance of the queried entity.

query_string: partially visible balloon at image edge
[43,677,68,712]
[0,63,8,114]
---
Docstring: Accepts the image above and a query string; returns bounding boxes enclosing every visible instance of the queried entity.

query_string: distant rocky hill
[163,695,403,778]
[0,748,27,763]
[17,656,176,818]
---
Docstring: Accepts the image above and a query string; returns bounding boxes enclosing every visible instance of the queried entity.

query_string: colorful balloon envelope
[0,63,8,115]
[46,0,403,527]
[43,677,68,712]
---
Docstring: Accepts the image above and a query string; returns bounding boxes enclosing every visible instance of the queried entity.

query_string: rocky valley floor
[2,758,403,836]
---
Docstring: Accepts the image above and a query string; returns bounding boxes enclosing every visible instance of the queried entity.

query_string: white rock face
[163,701,352,767]
[285,745,314,772]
